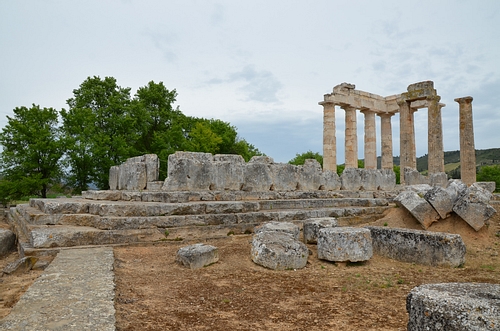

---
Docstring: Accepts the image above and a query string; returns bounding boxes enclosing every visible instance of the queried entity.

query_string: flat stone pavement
[0,247,116,331]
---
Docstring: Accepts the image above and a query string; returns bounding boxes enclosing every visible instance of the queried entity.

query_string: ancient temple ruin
[319,81,476,185]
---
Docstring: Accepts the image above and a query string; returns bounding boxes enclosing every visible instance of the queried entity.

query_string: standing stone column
[409,107,418,170]
[361,109,377,169]
[428,96,444,174]
[321,102,336,171]
[343,105,358,168]
[398,99,412,184]
[378,113,394,169]
[455,96,476,185]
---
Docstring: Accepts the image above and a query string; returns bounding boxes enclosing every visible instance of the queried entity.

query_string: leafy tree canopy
[288,151,323,167]
[0,105,64,201]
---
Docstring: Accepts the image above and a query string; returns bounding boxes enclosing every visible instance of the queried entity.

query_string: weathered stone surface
[445,179,468,203]
[407,283,500,331]
[251,231,309,270]
[147,181,164,191]
[270,163,299,191]
[255,221,300,240]
[429,172,448,187]
[317,227,372,262]
[163,152,214,191]
[114,154,160,191]
[474,181,496,193]
[2,256,38,275]
[0,229,16,257]
[376,169,396,191]
[0,247,116,331]
[406,184,433,195]
[424,186,453,219]
[394,191,439,229]
[404,167,429,185]
[297,159,323,191]
[303,217,338,244]
[359,169,378,190]
[366,226,466,267]
[320,169,341,191]
[453,184,497,231]
[212,154,245,190]
[340,168,362,190]
[176,243,219,269]
[109,165,119,190]
[243,162,273,191]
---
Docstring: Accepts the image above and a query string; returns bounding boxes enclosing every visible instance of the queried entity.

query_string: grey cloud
[210,4,224,26]
[147,31,178,62]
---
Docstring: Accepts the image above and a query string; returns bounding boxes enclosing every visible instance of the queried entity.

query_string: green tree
[477,165,500,192]
[0,105,64,200]
[288,151,323,167]
[62,76,137,191]
[393,165,400,184]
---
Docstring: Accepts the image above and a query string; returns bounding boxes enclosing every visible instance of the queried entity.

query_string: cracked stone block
[176,243,219,269]
[474,181,496,193]
[394,191,439,229]
[317,227,373,262]
[255,221,300,241]
[407,283,500,331]
[303,217,338,244]
[251,231,309,270]
[452,185,497,231]
[424,186,453,219]
[340,168,362,191]
[366,226,466,267]
[0,229,16,257]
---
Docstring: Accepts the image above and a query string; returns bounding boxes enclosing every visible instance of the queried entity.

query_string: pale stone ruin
[2,80,499,330]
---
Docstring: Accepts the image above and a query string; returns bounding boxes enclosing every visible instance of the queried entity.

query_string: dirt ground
[1,205,499,330]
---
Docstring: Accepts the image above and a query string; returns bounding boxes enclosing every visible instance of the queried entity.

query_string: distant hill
[376,148,500,174]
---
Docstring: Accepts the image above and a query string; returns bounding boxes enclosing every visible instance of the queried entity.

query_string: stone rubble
[0,228,15,257]
[303,217,338,244]
[176,243,219,269]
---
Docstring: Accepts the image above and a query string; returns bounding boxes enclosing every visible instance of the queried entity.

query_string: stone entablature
[320,81,453,185]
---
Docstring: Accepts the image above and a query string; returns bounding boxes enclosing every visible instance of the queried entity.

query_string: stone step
[28,225,164,249]
[28,197,388,218]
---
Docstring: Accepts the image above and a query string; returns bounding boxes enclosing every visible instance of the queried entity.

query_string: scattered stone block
[474,181,496,193]
[453,184,497,231]
[303,217,338,244]
[445,179,468,203]
[2,256,38,275]
[394,191,439,229]
[317,227,372,262]
[407,283,500,331]
[424,186,453,219]
[255,221,300,240]
[366,226,466,267]
[251,231,309,270]
[0,229,16,257]
[176,243,219,269]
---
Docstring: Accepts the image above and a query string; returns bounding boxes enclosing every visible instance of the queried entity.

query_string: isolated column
[343,105,358,168]
[455,96,476,185]
[427,96,445,174]
[321,101,337,171]
[361,109,377,169]
[378,113,394,169]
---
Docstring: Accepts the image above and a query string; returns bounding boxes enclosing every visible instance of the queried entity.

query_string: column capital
[360,108,375,115]
[319,100,336,106]
[426,95,441,103]
[340,104,356,111]
[377,112,395,118]
[454,96,473,104]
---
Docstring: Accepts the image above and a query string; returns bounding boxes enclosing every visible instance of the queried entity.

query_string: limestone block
[2,256,38,275]
[163,152,214,191]
[340,168,362,190]
[0,229,16,257]
[176,243,219,269]
[394,191,439,229]
[429,172,448,187]
[109,166,119,190]
[251,231,309,270]
[317,227,373,262]
[445,179,468,203]
[407,184,433,195]
[143,154,160,183]
[453,185,497,231]
[118,161,147,190]
[146,181,164,191]
[243,162,272,192]
[255,221,300,240]
[366,226,466,267]
[424,186,453,219]
[407,283,500,331]
[474,181,496,193]
[404,167,430,185]
[303,217,338,244]
[212,156,245,191]
[297,159,322,191]
[358,169,377,190]
[376,169,396,191]
[320,169,341,191]
[271,163,299,191]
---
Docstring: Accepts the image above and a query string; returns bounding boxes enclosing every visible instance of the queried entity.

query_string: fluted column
[427,96,444,174]
[379,113,394,169]
[321,102,336,171]
[455,96,476,185]
[361,109,377,169]
[398,99,411,184]
[343,105,358,168]
[409,107,418,169]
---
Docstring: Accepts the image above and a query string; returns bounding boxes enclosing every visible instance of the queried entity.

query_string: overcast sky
[1,0,499,164]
